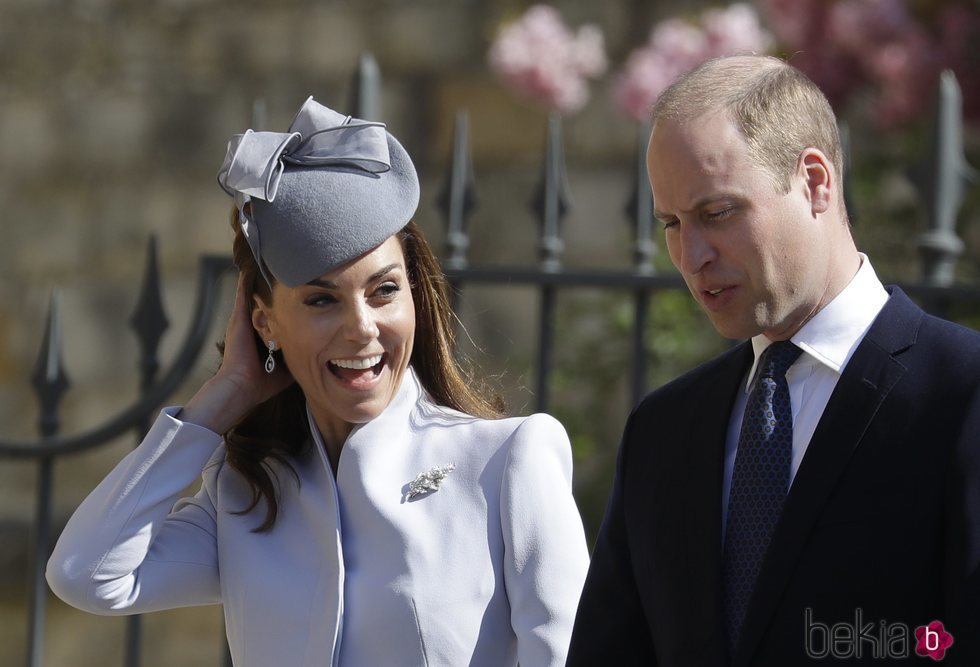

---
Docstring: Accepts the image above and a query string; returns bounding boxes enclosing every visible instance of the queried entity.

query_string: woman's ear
[251,295,274,342]
[800,148,832,215]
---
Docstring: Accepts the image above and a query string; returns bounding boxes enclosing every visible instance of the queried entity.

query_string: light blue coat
[47,370,590,666]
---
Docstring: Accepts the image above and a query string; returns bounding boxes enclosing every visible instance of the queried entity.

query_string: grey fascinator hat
[217,97,420,287]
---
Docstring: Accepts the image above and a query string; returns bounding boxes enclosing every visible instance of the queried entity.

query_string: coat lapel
[681,343,753,665]
[732,288,922,667]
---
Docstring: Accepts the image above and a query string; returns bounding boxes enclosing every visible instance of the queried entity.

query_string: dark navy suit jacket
[567,288,980,666]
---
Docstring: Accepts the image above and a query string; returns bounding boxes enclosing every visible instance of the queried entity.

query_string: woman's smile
[327,354,387,389]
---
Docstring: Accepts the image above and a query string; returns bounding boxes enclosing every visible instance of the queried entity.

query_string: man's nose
[677,223,717,275]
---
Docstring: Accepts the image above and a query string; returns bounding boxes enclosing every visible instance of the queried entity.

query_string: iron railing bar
[535,286,557,414]
[26,289,70,667]
[351,52,381,121]
[125,236,170,667]
[444,267,685,289]
[630,289,651,406]
[627,119,656,275]
[444,268,980,304]
[26,456,53,667]
[0,255,235,458]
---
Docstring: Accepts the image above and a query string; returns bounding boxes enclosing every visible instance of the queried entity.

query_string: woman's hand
[181,273,294,433]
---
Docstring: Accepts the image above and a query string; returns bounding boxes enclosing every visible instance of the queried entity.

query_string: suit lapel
[732,289,922,667]
[681,343,753,664]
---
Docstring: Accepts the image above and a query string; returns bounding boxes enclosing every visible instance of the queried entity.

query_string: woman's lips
[328,354,386,388]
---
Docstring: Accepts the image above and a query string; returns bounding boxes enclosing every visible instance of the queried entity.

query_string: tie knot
[759,340,803,379]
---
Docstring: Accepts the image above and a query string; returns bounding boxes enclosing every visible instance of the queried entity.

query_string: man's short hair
[652,55,843,195]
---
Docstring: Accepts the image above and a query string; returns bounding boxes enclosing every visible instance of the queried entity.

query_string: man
[567,55,980,666]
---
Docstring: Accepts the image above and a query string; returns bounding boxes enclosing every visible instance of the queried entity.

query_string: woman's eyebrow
[305,263,401,289]
[368,263,400,282]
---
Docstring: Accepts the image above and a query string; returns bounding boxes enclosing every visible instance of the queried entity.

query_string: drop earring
[265,340,277,374]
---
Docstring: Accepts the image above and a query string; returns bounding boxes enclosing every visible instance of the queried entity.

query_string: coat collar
[306,366,424,463]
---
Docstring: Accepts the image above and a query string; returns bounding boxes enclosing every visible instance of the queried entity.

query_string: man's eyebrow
[305,263,401,289]
[654,194,738,222]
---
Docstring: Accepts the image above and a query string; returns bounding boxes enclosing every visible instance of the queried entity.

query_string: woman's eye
[661,218,679,231]
[374,281,401,298]
[305,293,337,307]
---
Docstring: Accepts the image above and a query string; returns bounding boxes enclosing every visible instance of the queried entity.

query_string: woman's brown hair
[223,207,504,531]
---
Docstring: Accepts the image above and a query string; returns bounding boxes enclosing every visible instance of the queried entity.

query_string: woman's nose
[344,302,379,342]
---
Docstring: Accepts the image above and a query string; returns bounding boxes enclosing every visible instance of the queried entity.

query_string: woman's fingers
[182,273,293,432]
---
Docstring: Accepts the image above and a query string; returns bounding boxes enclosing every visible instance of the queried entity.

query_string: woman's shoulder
[415,396,569,449]
[415,401,571,460]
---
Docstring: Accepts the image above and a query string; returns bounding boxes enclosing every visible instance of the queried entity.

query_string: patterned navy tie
[723,340,803,651]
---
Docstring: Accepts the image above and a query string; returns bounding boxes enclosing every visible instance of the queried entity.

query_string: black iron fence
[2,55,978,667]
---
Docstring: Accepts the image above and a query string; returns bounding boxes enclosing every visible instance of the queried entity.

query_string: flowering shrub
[756,0,980,127]
[488,5,607,114]
[613,4,773,122]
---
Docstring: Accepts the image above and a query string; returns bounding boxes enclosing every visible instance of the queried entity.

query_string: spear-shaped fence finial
[531,112,571,273]
[31,290,70,438]
[438,110,478,271]
[913,70,976,286]
[129,235,170,393]
[625,119,656,274]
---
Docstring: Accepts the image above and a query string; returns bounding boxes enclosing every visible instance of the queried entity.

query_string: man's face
[647,111,835,341]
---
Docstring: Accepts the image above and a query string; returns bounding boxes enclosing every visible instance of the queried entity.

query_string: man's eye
[705,207,734,220]
[661,219,679,230]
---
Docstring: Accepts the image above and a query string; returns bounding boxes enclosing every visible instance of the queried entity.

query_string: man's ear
[251,295,274,342]
[800,148,832,216]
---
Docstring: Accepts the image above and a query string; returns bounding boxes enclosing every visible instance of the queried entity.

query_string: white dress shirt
[722,254,890,536]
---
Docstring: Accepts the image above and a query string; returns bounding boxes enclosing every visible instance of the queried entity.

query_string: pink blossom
[757,0,978,128]
[703,3,773,56]
[488,5,607,114]
[867,28,942,126]
[574,24,609,78]
[755,0,827,50]
[940,4,980,120]
[827,0,910,55]
[649,19,708,66]
[613,49,684,122]
[612,4,772,121]
[787,49,861,110]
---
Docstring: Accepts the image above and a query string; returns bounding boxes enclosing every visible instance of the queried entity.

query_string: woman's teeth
[707,288,723,296]
[330,355,383,370]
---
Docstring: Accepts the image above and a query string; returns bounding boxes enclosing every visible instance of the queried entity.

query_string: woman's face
[252,235,416,444]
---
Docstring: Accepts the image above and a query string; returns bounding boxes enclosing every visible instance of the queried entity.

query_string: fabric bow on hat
[217,96,391,203]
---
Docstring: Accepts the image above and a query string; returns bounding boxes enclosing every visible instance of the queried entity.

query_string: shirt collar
[744,253,889,391]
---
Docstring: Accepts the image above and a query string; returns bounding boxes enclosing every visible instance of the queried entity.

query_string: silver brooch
[406,464,456,500]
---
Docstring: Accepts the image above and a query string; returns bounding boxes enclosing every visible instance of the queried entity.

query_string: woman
[46,98,590,667]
